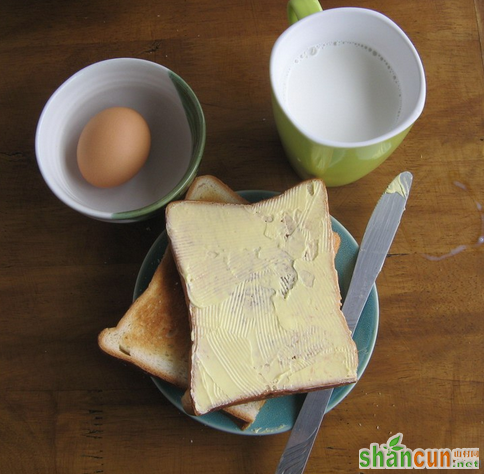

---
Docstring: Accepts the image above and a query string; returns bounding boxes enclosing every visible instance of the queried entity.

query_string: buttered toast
[166,179,357,416]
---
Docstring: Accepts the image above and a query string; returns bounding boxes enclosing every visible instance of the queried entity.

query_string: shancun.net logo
[359,433,480,469]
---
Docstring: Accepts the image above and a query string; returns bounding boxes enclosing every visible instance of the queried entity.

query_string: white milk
[282,41,402,143]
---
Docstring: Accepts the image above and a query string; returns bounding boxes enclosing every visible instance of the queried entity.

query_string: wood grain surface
[1,0,482,473]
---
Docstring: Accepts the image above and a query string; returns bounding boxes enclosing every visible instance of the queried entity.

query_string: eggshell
[77,107,151,188]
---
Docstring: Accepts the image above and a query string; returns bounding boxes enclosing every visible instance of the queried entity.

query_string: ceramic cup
[270,0,426,186]
[36,58,205,223]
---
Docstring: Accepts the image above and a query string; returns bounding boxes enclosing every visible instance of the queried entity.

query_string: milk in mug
[282,41,402,143]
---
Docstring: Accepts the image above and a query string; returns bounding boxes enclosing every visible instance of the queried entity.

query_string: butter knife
[275,171,413,474]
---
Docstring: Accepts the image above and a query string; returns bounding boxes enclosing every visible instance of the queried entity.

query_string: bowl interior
[36,59,205,220]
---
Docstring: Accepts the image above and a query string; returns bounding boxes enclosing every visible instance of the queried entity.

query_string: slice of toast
[98,175,266,428]
[166,179,358,416]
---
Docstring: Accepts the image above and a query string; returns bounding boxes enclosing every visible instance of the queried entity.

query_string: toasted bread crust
[98,246,191,387]
[183,377,354,417]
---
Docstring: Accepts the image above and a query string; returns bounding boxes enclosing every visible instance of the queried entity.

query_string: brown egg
[77,107,151,188]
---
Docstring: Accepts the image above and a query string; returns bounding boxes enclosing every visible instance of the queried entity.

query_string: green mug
[270,0,426,186]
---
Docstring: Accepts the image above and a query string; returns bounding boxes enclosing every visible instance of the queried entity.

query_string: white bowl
[35,58,205,222]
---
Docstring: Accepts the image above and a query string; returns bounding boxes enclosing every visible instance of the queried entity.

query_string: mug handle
[287,0,322,24]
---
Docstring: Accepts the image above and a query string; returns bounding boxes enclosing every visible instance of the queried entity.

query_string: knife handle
[275,389,333,474]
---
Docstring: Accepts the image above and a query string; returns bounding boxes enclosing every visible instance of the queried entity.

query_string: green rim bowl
[35,58,205,223]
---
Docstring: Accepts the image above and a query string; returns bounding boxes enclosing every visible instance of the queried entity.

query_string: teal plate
[134,190,379,436]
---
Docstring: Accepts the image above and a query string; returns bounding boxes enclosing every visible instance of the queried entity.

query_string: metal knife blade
[275,171,413,474]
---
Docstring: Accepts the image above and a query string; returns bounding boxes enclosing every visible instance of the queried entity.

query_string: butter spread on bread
[166,179,358,416]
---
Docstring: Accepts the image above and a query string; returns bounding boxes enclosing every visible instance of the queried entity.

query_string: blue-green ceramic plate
[134,190,379,435]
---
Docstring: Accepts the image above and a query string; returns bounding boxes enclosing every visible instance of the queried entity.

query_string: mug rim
[270,7,426,149]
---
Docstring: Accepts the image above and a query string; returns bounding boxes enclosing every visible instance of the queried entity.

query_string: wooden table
[1,0,482,472]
